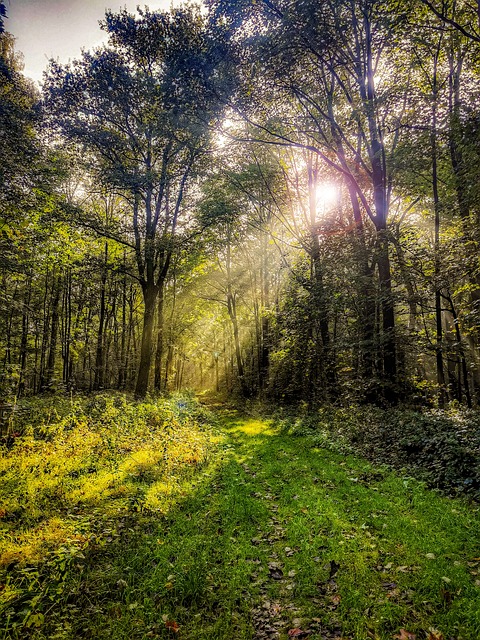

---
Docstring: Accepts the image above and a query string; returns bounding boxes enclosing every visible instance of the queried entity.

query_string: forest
[4,0,480,408]
[1,0,480,639]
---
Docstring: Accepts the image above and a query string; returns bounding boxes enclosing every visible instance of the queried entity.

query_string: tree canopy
[1,0,480,406]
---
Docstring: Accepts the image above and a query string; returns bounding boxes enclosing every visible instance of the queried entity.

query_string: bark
[94,243,108,390]
[358,9,398,391]
[43,275,62,392]
[135,282,157,398]
[227,288,247,396]
[448,48,480,402]
[432,48,447,407]
[38,271,51,393]
[154,282,165,391]
[18,276,32,396]
[376,229,397,382]
[445,292,472,407]
[307,160,335,394]
[348,186,376,379]
[61,268,72,389]
[118,267,127,389]
[259,239,270,390]
[164,343,174,391]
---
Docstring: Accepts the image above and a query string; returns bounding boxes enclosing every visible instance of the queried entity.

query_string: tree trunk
[18,275,32,397]
[448,49,480,402]
[376,228,397,385]
[154,282,165,391]
[259,236,271,391]
[118,267,127,389]
[62,268,72,389]
[43,275,62,392]
[135,282,157,398]
[348,187,376,379]
[446,291,472,407]
[94,243,108,390]
[227,290,247,396]
[432,54,447,407]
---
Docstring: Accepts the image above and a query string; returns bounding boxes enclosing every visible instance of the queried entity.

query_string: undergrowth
[275,405,480,499]
[2,397,480,639]
[0,392,221,637]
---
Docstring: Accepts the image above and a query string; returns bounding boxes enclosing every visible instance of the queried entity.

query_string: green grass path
[28,409,480,640]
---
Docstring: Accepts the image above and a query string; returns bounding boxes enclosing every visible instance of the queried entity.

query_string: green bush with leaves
[0,393,221,636]
[281,405,480,498]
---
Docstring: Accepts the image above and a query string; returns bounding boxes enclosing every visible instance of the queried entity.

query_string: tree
[0,31,41,230]
[44,6,223,397]
[208,0,416,399]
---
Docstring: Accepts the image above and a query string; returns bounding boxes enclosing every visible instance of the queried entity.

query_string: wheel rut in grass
[222,412,347,640]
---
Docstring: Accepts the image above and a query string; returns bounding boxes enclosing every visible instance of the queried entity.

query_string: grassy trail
[5,407,480,639]
[79,408,480,640]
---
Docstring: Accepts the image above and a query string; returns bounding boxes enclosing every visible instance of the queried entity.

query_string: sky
[7,0,177,84]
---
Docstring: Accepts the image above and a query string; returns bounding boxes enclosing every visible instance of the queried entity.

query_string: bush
[0,393,221,635]
[0,393,219,564]
[283,405,480,498]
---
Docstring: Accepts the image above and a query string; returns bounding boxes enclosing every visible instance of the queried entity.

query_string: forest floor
[1,401,480,639]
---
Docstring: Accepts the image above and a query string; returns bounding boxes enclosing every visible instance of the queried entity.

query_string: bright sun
[315,183,338,212]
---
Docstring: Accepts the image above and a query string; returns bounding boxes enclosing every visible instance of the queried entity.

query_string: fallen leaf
[426,629,444,640]
[329,560,340,579]
[288,629,309,638]
[393,630,416,640]
[440,587,453,606]
[381,582,397,590]
[165,620,180,633]
[269,564,284,580]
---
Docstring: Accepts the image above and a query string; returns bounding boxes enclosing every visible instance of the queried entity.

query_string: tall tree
[208,0,415,399]
[44,6,223,397]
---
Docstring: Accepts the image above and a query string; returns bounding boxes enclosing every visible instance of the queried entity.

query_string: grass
[1,399,480,639]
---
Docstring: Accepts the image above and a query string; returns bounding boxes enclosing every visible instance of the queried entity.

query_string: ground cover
[275,406,480,498]
[1,400,479,639]
[0,394,221,637]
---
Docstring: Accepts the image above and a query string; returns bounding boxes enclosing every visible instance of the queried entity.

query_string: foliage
[2,405,480,639]
[0,393,221,636]
[281,405,480,498]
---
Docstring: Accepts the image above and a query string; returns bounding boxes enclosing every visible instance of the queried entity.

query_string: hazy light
[214,117,236,150]
[315,183,338,213]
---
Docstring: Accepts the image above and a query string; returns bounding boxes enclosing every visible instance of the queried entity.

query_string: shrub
[284,405,480,498]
